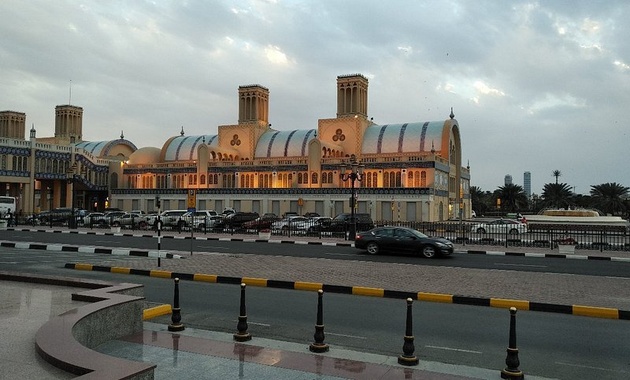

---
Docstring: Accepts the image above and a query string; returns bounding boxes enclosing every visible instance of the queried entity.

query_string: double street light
[66,162,78,229]
[340,154,364,241]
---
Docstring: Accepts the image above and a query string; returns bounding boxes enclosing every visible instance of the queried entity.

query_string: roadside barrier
[501,307,524,379]
[397,298,419,366]
[309,289,329,353]
[233,283,252,342]
[168,278,185,332]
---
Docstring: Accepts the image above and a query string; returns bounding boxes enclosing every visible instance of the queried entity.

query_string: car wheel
[138,221,147,229]
[509,229,519,235]
[476,228,486,234]
[421,245,437,258]
[198,223,206,231]
[112,221,120,227]
[366,242,379,255]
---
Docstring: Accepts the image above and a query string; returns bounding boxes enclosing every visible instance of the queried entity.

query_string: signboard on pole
[187,189,197,212]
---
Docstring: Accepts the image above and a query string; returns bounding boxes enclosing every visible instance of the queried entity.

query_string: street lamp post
[340,154,364,241]
[67,165,77,229]
[47,186,53,228]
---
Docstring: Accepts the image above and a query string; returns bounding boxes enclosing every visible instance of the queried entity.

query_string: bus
[0,196,16,216]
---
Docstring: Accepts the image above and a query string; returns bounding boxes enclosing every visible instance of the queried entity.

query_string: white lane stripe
[556,361,628,373]
[425,345,482,354]
[234,321,271,327]
[494,263,547,268]
[326,332,367,340]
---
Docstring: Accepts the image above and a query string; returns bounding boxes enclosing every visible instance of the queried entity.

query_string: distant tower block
[55,105,83,141]
[504,174,513,186]
[524,172,531,198]
[0,111,26,139]
[238,85,269,125]
[337,74,368,118]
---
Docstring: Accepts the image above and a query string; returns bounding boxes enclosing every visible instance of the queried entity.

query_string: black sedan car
[354,226,454,258]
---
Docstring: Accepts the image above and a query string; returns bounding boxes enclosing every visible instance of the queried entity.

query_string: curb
[0,241,184,259]
[465,249,630,262]
[143,304,172,320]
[65,263,630,321]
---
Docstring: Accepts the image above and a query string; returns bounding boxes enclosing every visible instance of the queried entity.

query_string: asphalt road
[2,229,630,278]
[1,239,629,379]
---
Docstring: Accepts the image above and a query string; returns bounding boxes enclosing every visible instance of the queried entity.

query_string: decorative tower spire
[120,130,124,139]
[180,126,185,136]
[431,141,436,154]
[449,107,455,120]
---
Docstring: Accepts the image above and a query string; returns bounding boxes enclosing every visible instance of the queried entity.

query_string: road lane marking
[244,321,271,327]
[326,332,367,340]
[425,345,482,354]
[198,246,230,250]
[556,361,628,373]
[323,252,358,257]
[494,263,547,268]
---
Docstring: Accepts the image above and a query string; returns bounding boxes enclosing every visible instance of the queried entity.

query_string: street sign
[187,189,197,212]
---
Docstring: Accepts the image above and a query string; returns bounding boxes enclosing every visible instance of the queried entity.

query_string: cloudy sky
[1,0,628,195]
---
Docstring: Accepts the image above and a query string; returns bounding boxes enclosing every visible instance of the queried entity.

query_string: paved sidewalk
[3,279,551,380]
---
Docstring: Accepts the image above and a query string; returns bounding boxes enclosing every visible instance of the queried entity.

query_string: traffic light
[155,196,161,209]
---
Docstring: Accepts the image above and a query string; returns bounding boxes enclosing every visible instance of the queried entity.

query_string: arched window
[311,172,318,184]
[200,174,206,185]
[421,171,427,187]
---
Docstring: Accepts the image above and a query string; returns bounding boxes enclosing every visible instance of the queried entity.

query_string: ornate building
[0,74,471,221]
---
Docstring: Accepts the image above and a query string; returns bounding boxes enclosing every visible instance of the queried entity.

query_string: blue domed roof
[254,129,316,158]
[162,135,218,161]
[76,139,137,157]
[361,122,444,154]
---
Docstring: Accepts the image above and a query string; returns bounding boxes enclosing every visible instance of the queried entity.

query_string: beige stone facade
[0,74,470,221]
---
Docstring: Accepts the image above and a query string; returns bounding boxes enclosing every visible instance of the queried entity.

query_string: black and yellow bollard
[501,307,524,379]
[398,298,419,366]
[233,283,252,341]
[168,277,185,332]
[309,289,329,353]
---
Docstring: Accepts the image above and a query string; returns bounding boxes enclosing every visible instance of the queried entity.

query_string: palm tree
[470,186,489,215]
[552,170,562,184]
[541,183,573,209]
[589,182,629,216]
[494,184,528,212]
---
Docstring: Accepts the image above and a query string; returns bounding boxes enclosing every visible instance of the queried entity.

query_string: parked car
[242,214,281,230]
[177,210,220,230]
[110,212,149,229]
[215,212,259,230]
[319,213,375,232]
[471,219,527,235]
[103,211,126,225]
[38,207,84,225]
[147,210,188,229]
[271,216,308,231]
[82,212,109,227]
[355,226,454,258]
[293,216,332,233]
